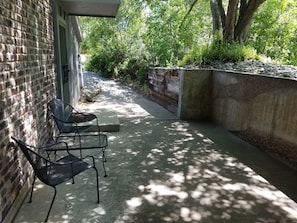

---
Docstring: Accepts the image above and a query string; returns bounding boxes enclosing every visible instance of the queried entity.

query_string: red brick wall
[0,0,56,221]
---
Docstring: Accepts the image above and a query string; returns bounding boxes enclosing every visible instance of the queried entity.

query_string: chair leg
[78,133,82,148]
[79,149,83,158]
[93,167,100,203]
[90,156,100,203]
[28,174,36,203]
[78,134,83,158]
[45,186,57,222]
[54,151,57,160]
[102,147,107,163]
[102,160,107,177]
[101,147,107,177]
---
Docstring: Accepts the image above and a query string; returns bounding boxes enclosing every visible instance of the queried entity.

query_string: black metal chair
[11,137,100,222]
[47,98,100,136]
[47,98,108,176]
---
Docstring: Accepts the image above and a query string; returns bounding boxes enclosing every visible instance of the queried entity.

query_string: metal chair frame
[12,137,100,222]
[47,98,108,176]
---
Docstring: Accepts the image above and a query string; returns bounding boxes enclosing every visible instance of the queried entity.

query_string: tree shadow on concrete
[14,119,297,223]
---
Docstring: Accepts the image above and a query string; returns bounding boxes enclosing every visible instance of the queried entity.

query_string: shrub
[179,41,258,66]
[85,44,127,78]
[85,49,150,93]
[122,57,149,83]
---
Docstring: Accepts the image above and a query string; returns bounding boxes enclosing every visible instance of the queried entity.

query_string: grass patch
[179,41,259,66]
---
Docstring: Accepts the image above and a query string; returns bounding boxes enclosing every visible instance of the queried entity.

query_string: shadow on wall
[0,1,56,222]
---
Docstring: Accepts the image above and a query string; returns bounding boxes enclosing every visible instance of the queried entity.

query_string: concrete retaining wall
[178,69,212,120]
[148,68,297,147]
[212,70,297,146]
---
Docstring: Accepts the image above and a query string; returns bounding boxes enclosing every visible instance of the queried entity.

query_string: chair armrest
[42,140,69,150]
[40,139,70,152]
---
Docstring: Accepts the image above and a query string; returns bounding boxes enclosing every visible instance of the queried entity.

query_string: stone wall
[0,0,56,222]
[148,68,297,148]
[148,68,181,114]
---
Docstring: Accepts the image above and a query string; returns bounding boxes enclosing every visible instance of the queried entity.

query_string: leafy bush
[121,57,149,84]
[85,49,149,86]
[85,44,127,78]
[179,42,258,66]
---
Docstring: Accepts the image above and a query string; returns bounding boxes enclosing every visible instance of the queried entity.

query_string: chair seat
[69,113,96,123]
[38,154,92,186]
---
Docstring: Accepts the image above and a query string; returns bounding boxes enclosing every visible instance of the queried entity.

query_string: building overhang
[59,0,120,17]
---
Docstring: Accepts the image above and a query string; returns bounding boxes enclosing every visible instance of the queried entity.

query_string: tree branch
[179,0,199,30]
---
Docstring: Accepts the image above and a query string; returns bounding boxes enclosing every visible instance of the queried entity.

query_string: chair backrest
[11,137,50,185]
[48,99,74,133]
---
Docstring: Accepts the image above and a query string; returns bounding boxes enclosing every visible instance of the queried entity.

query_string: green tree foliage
[81,0,149,84]
[80,0,297,80]
[248,0,297,65]
[143,0,211,66]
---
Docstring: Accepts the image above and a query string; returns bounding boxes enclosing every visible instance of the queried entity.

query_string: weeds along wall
[0,0,56,222]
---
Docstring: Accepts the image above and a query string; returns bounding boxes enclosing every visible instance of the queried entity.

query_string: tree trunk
[224,0,239,41]
[210,0,266,44]
[210,0,224,34]
[235,0,266,44]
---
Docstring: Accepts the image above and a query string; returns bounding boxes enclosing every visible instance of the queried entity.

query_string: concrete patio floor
[13,72,297,223]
